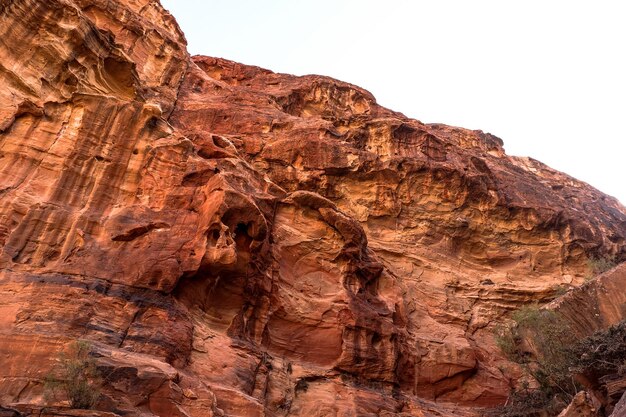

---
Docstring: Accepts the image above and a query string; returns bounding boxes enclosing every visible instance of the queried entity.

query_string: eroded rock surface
[558,391,601,417]
[547,267,626,415]
[0,1,625,416]
[551,263,626,337]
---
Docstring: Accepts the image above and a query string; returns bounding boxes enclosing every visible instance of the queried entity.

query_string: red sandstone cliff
[0,1,624,416]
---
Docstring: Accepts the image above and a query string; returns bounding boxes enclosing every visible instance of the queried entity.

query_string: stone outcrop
[611,391,626,417]
[547,266,626,415]
[0,1,625,416]
[557,392,601,417]
[550,263,626,337]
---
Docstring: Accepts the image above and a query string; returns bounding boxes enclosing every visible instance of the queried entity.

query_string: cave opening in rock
[234,221,253,250]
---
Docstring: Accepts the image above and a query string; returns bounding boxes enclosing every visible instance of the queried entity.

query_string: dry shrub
[44,340,101,409]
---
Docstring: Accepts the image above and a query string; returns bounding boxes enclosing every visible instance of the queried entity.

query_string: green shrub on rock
[492,305,579,415]
[44,340,102,409]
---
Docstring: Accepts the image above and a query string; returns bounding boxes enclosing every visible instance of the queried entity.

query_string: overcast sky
[161,0,625,204]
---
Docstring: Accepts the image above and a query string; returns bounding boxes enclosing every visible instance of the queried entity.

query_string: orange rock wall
[0,1,624,416]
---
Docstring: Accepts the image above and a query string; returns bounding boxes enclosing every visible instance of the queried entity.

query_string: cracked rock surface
[0,1,625,416]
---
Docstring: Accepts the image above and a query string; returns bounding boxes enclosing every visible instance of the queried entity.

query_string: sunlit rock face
[0,1,624,416]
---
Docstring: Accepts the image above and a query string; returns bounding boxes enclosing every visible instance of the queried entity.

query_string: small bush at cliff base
[44,340,102,409]
[570,320,626,376]
[495,306,576,380]
[485,382,564,417]
[587,255,617,276]
[492,316,626,416]
[492,306,579,416]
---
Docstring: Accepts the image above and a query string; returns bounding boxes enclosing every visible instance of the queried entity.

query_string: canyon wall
[0,1,624,416]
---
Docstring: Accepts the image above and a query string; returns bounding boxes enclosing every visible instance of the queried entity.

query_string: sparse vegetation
[587,255,617,277]
[495,306,575,374]
[485,380,564,417]
[551,285,569,297]
[492,305,579,416]
[44,340,102,409]
[492,301,626,417]
[570,321,626,377]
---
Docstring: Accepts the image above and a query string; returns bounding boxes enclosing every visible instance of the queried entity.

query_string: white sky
[161,0,625,204]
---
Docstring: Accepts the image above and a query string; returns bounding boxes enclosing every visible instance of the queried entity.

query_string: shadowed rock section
[0,1,625,416]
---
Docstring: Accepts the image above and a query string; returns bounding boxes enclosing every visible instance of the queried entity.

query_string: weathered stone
[0,1,624,416]
[550,263,626,337]
[557,391,601,417]
[611,390,626,417]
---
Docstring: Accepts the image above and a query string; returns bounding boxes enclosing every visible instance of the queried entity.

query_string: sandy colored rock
[550,263,626,337]
[557,391,601,417]
[0,1,625,416]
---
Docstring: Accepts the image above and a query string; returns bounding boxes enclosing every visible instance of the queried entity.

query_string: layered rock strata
[0,1,624,416]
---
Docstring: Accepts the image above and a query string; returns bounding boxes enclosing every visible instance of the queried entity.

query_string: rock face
[557,392,601,417]
[0,1,624,416]
[549,266,626,415]
[551,264,626,338]
[612,391,626,417]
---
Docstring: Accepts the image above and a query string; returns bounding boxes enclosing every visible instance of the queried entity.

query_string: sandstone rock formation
[557,391,601,417]
[551,263,626,338]
[0,1,624,416]
[548,267,626,416]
